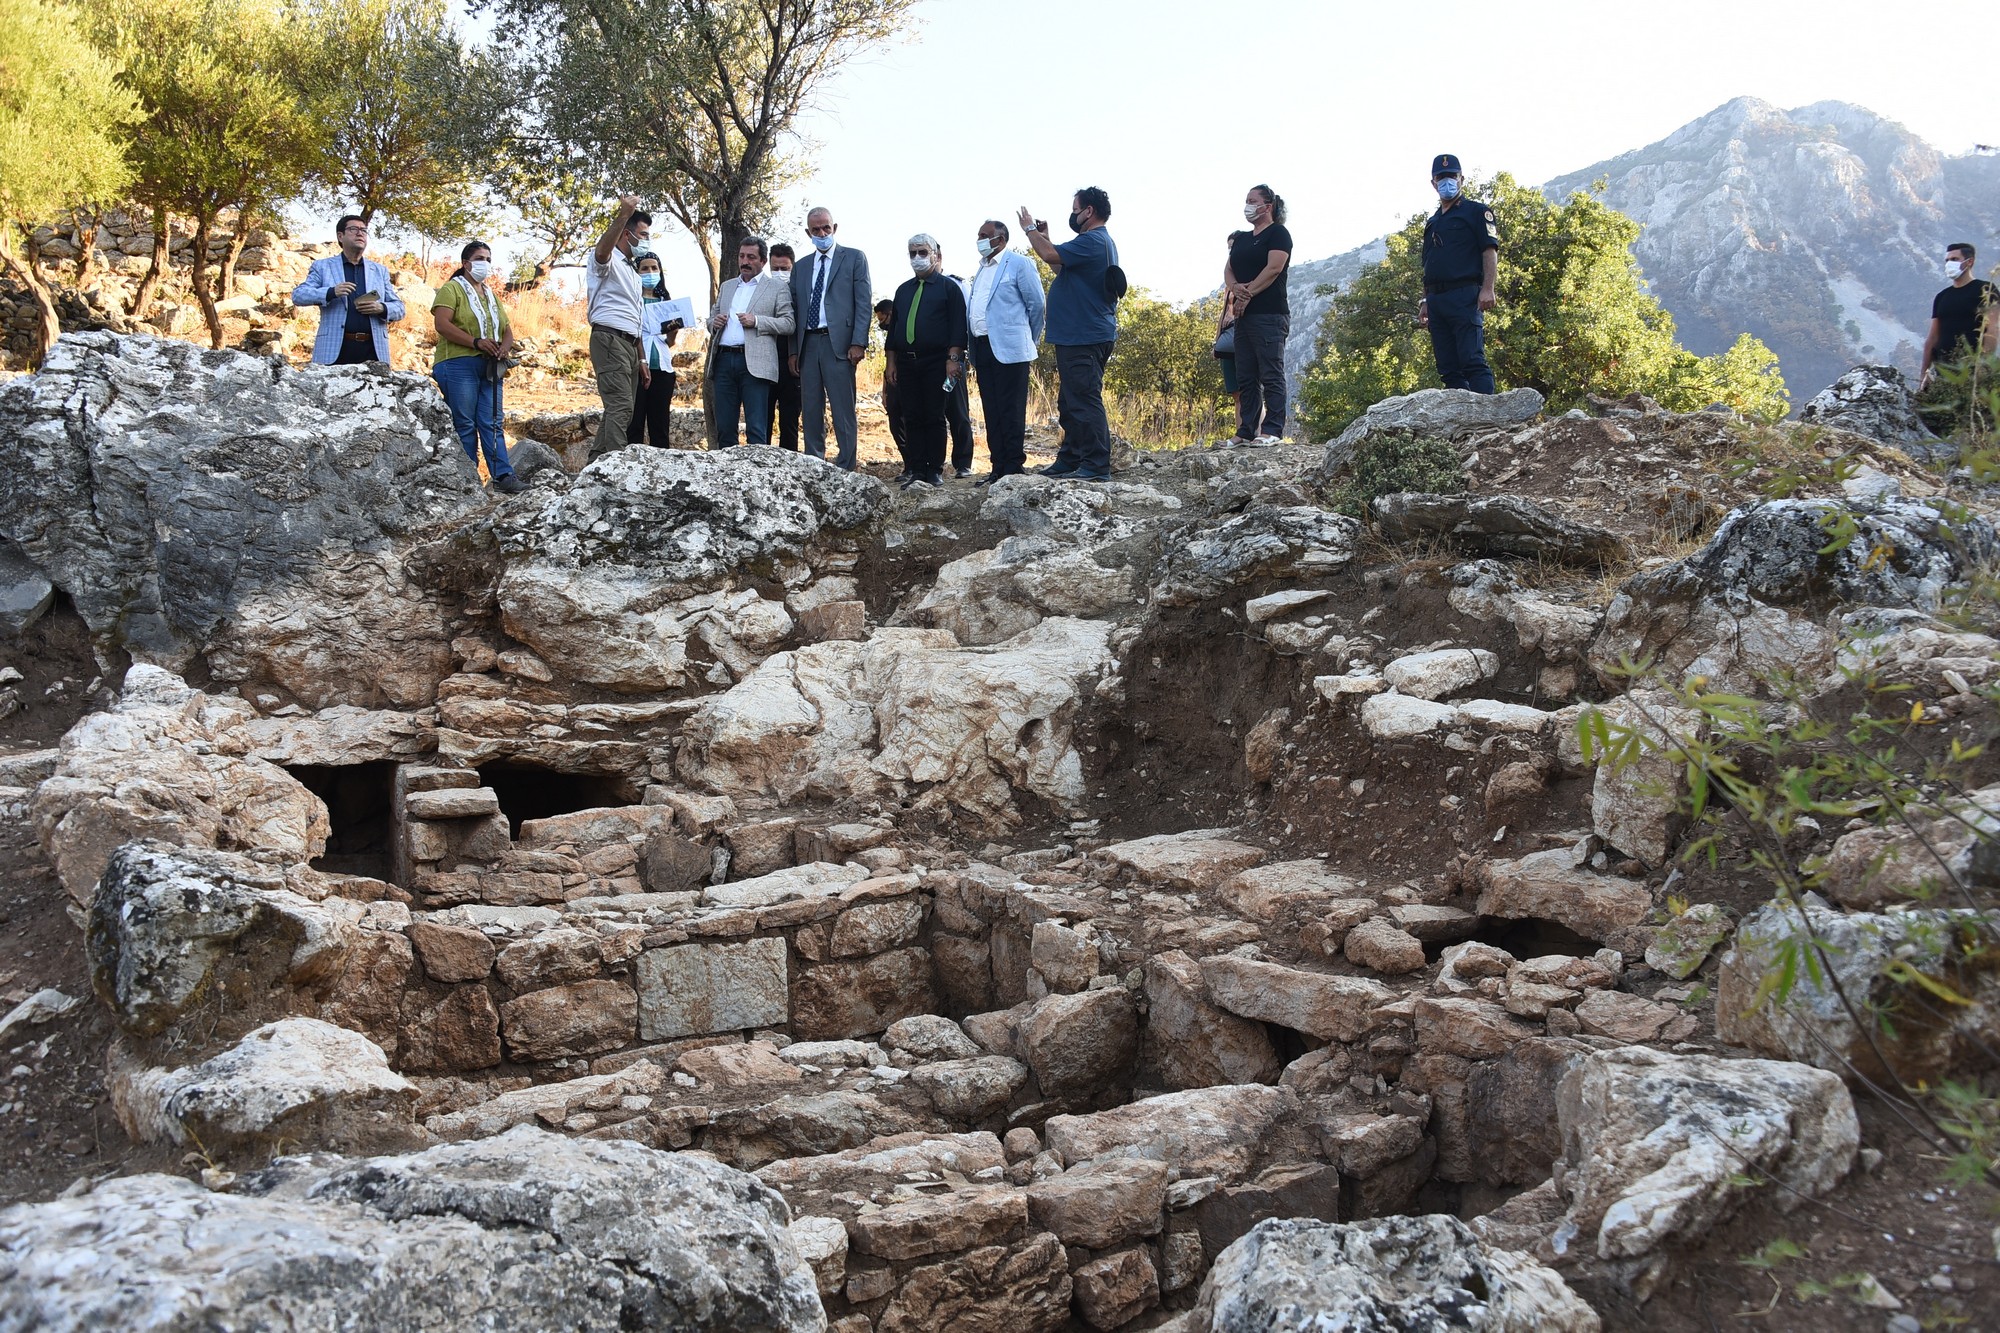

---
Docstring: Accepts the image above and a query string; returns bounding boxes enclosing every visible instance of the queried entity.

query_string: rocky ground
[0,336,1995,1331]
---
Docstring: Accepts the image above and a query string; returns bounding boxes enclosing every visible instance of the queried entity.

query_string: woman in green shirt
[629,249,683,446]
[432,240,525,493]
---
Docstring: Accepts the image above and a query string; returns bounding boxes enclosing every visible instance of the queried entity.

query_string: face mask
[1946,260,1966,280]
[1435,178,1461,200]
[910,254,931,274]
[811,233,835,252]
[468,260,492,282]
[1067,211,1086,234]
[1244,203,1262,222]
[640,271,660,290]
[976,237,995,259]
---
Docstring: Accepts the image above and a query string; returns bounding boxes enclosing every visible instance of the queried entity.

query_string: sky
[453,0,1999,310]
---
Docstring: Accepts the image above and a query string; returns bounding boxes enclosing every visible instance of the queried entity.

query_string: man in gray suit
[705,236,795,448]
[788,206,874,470]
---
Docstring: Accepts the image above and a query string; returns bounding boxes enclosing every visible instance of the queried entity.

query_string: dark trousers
[1233,311,1290,438]
[896,351,949,480]
[628,371,677,446]
[766,359,801,451]
[334,334,374,365]
[883,374,911,472]
[972,337,1030,477]
[1054,341,1114,476]
[947,368,974,470]
[1427,285,1494,394]
[711,346,770,447]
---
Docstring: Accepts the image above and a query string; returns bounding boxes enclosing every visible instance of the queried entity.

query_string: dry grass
[508,287,591,344]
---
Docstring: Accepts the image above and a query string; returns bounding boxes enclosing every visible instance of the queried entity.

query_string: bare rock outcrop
[1798,364,1937,450]
[0,1125,825,1331]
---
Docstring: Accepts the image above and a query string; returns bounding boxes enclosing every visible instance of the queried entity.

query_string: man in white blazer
[292,215,405,365]
[788,206,875,470]
[705,236,796,448]
[966,219,1047,480]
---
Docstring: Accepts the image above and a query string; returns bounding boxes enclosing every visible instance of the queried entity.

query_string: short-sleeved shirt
[1933,279,1998,363]
[1045,227,1117,345]
[432,277,511,365]
[1230,224,1294,317]
[587,247,644,337]
[341,258,371,336]
[1422,199,1498,292]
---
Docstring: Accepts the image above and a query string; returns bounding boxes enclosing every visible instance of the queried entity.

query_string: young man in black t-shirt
[1223,185,1293,445]
[1922,242,1999,384]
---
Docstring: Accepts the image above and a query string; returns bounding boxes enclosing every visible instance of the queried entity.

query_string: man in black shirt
[874,300,911,480]
[884,233,968,488]
[1921,242,1998,384]
[1418,153,1498,395]
[1223,185,1293,444]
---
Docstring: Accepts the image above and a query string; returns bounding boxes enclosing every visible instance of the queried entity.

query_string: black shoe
[1072,471,1111,482]
[953,467,973,479]
[894,470,912,483]
[492,473,528,494]
[1040,464,1079,478]
[922,473,945,486]
[973,474,996,487]
[898,474,918,490]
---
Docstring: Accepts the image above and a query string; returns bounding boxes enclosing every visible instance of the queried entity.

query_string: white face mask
[976,237,995,259]
[1244,203,1262,222]
[1946,259,1966,280]
[910,254,932,274]
[468,260,492,282]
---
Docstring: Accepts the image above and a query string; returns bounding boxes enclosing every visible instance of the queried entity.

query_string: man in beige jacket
[705,236,796,448]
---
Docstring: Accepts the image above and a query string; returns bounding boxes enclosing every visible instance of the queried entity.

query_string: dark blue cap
[1431,153,1462,177]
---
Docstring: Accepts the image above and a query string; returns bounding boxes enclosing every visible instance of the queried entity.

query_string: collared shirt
[1422,198,1499,291]
[341,258,370,336]
[804,241,838,330]
[969,255,1002,337]
[719,275,758,347]
[587,245,644,336]
[1046,227,1117,346]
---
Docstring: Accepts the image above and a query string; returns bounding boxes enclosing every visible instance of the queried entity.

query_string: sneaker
[953,467,973,479]
[1040,463,1079,478]
[492,473,528,494]
[1072,471,1112,483]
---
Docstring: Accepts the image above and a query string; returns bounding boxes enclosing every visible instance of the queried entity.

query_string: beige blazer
[704,273,796,384]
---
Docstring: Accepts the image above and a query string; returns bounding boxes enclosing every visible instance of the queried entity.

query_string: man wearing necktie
[788,206,875,470]
[884,233,968,488]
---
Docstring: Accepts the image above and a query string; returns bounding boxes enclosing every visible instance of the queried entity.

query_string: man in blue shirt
[1019,187,1117,481]
[291,215,405,365]
[1417,154,1499,394]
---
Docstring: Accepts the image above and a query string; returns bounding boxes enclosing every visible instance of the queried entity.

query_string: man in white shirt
[966,219,1046,481]
[587,195,651,460]
[705,236,796,447]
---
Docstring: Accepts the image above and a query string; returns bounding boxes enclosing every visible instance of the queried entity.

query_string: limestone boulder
[1373,491,1628,566]
[874,1230,1071,1333]
[793,948,939,1041]
[1557,1046,1856,1270]
[1590,497,1996,689]
[1143,950,1281,1090]
[677,618,1112,827]
[34,667,330,904]
[910,1056,1030,1122]
[1587,691,1703,865]
[1319,386,1545,465]
[1188,1215,1597,1333]
[0,1124,824,1331]
[1044,1085,1296,1184]
[0,333,488,700]
[1157,505,1362,606]
[1025,1157,1168,1249]
[1380,647,1498,700]
[109,1017,422,1156]
[1475,849,1653,942]
[1099,830,1266,891]
[915,538,1135,645]
[1021,988,1139,1104]
[1201,956,1392,1042]
[1798,364,1938,451]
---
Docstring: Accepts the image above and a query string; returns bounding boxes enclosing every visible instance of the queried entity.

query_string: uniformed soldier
[1418,153,1499,394]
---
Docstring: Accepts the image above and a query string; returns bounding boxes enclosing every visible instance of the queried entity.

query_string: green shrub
[1323,429,1463,518]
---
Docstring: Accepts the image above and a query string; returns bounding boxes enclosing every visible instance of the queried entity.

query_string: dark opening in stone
[1473,915,1602,959]
[477,762,637,838]
[286,761,396,882]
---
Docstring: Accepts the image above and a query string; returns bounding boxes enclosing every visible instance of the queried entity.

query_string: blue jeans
[432,355,511,477]
[711,346,770,447]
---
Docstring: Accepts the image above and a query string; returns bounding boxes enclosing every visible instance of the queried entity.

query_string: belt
[591,324,640,343]
[804,328,832,336]
[716,343,746,354]
[344,332,372,342]
[1424,278,1479,296]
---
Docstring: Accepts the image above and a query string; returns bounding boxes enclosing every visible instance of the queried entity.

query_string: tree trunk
[695,229,720,305]
[215,212,250,303]
[129,205,170,320]
[358,203,377,227]
[0,224,63,368]
[71,209,99,289]
[190,211,224,350]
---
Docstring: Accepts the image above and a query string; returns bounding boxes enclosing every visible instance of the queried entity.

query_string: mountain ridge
[1282,98,2000,401]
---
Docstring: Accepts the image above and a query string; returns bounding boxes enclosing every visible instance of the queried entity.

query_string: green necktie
[905,279,924,346]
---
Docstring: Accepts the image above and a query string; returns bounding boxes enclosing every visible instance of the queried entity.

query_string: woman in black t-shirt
[1223,185,1294,445]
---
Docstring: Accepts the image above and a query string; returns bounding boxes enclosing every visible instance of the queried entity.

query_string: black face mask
[1067,211,1086,234]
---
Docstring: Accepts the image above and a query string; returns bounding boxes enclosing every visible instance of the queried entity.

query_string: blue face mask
[1435,177,1461,201]
[640,271,660,290]
[811,232,834,253]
